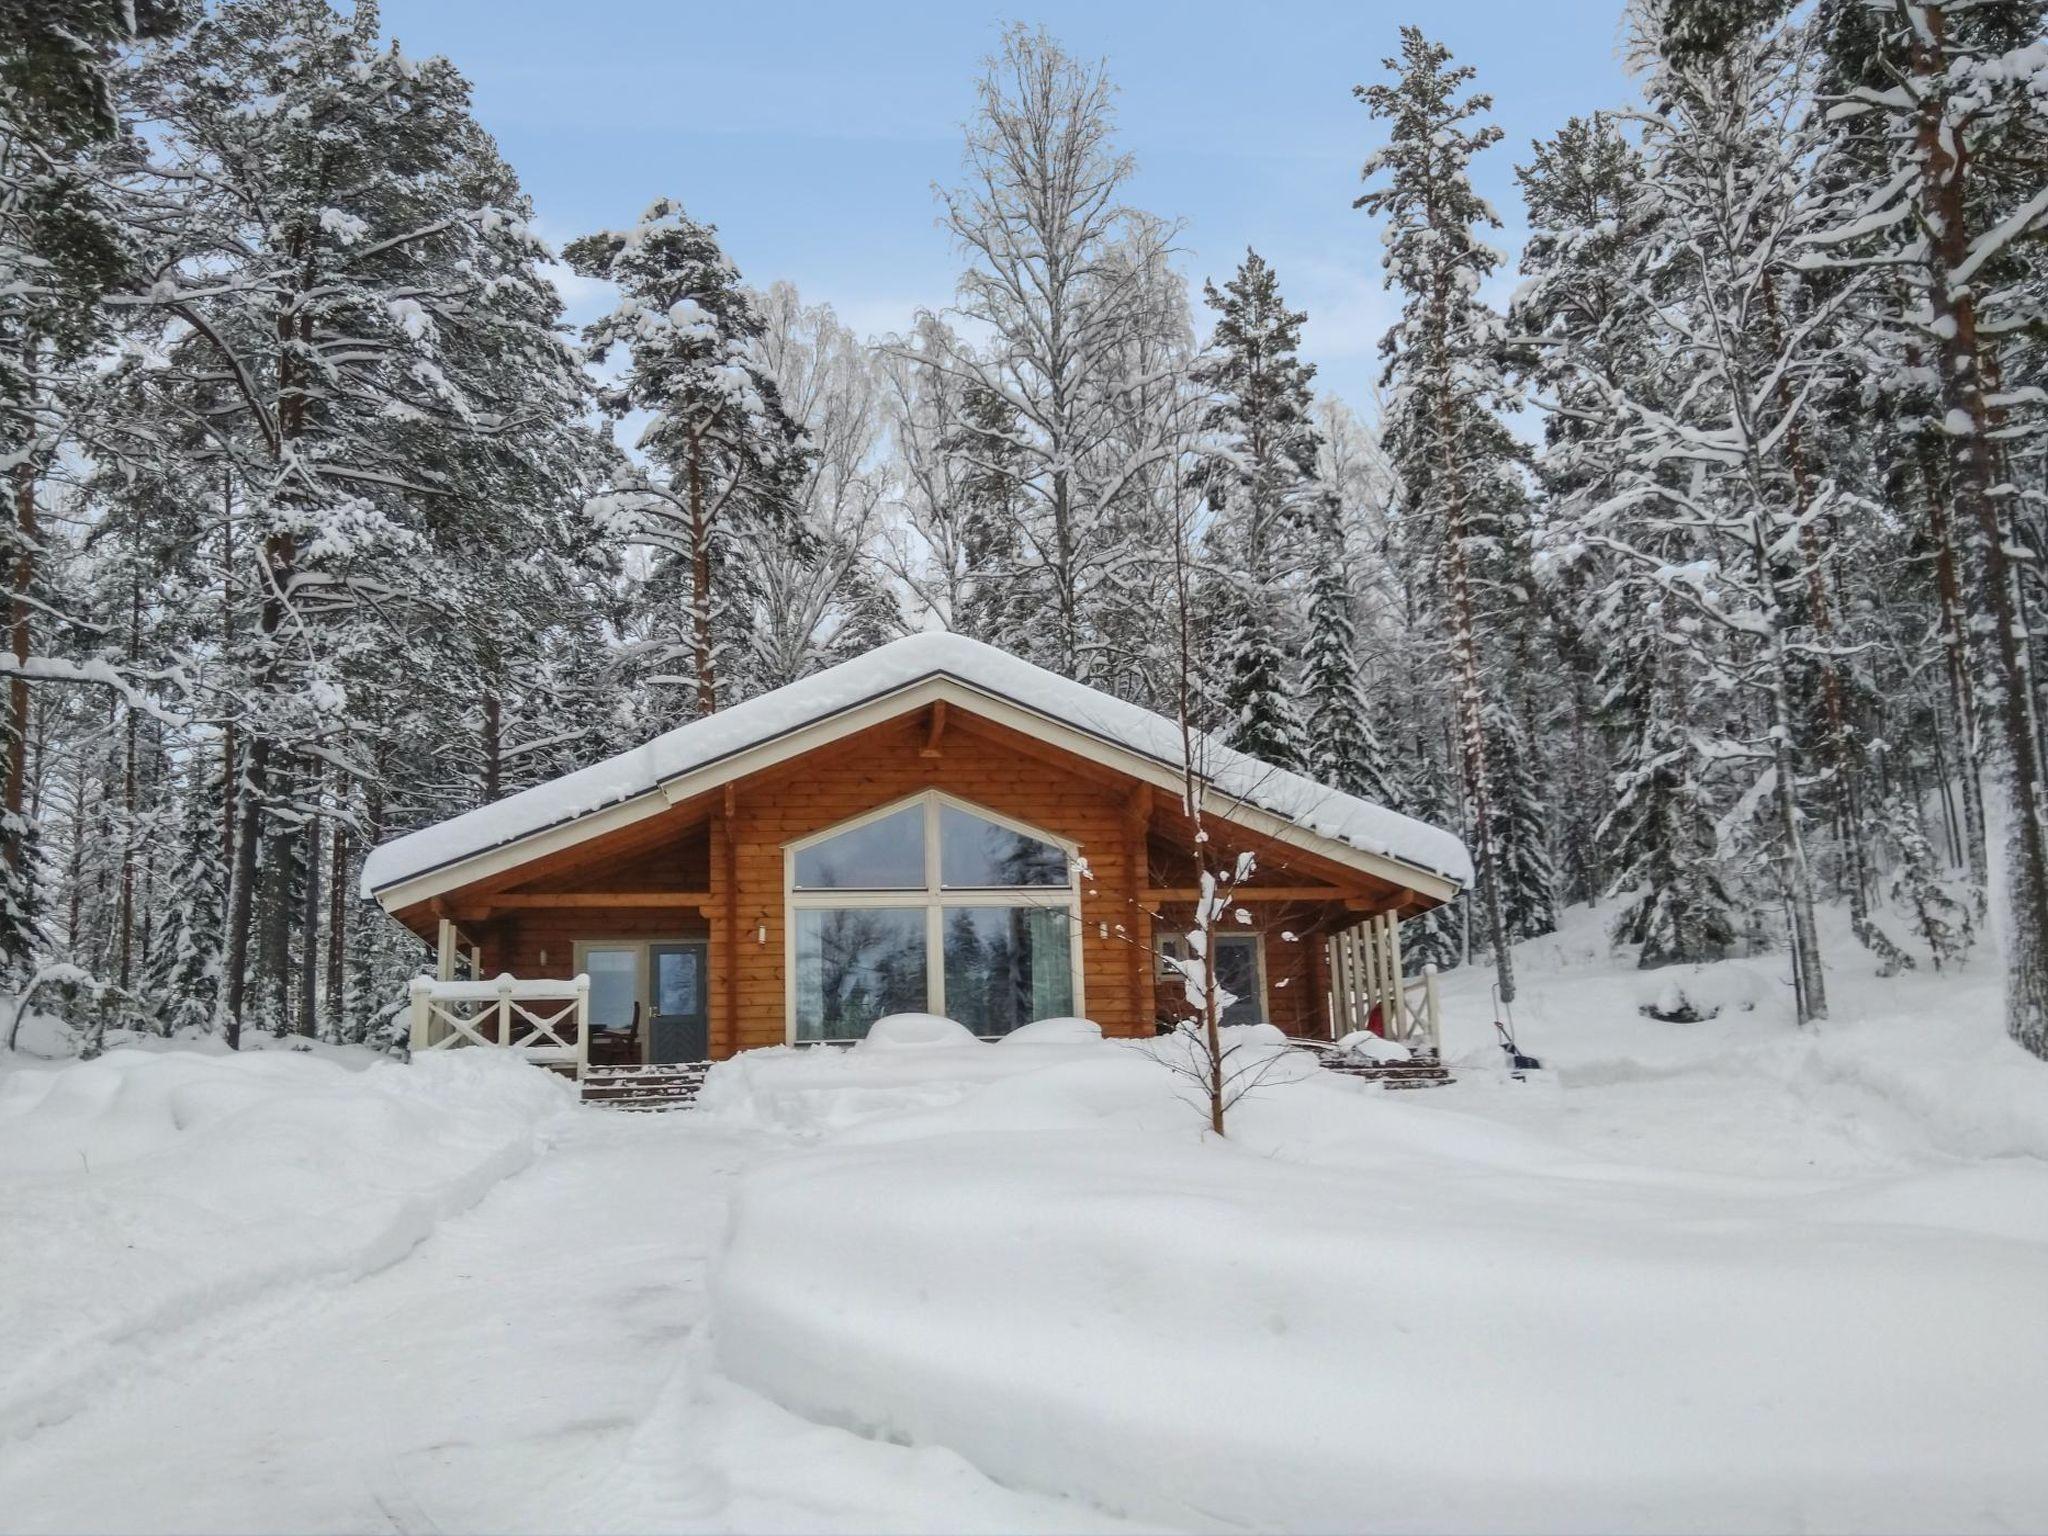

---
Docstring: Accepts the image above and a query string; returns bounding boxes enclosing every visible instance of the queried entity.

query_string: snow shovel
[1491,981,1543,1077]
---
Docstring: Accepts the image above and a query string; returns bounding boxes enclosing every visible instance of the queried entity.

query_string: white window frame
[783,790,1086,1041]
[1156,931,1270,1026]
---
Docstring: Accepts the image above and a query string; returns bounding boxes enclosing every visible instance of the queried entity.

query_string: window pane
[942,905,1073,1035]
[793,804,926,890]
[793,907,927,1041]
[1216,936,1263,1026]
[584,948,638,1032]
[939,804,1068,888]
[653,947,700,1019]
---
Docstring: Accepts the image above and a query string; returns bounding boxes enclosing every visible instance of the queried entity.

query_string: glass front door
[648,941,709,1063]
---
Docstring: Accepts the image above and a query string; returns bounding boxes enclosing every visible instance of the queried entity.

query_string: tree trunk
[222,532,293,1049]
[298,805,320,1038]
[3,454,35,955]
[689,436,717,716]
[116,574,141,990]
[1914,7,2048,1055]
[481,689,502,803]
[1915,430,1989,885]
[325,816,347,1037]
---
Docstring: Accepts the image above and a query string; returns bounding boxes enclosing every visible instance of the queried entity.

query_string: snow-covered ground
[4,905,2047,1533]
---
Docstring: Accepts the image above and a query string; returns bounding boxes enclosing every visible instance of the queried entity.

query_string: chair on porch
[586,1002,642,1068]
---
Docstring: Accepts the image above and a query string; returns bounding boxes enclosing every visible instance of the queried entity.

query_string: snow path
[0,1110,1130,1536]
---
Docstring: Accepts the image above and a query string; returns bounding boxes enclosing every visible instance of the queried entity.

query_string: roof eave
[368,670,1467,913]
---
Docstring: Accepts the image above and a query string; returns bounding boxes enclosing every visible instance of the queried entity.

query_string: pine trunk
[1914,8,2048,1056]
[690,436,716,716]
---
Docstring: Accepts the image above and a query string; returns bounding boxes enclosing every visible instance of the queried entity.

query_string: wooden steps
[579,1063,711,1112]
[1292,1039,1453,1090]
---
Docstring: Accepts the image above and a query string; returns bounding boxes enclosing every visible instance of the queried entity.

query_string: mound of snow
[710,1028,2048,1531]
[998,1016,1102,1046]
[856,1013,982,1051]
[0,1046,569,1441]
[1335,1030,1412,1062]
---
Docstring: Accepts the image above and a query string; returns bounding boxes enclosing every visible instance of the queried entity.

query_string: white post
[495,973,514,1048]
[1422,962,1442,1056]
[1381,914,1404,1040]
[409,976,433,1053]
[1358,921,1381,1034]
[574,973,591,1082]
[470,944,484,982]
[436,919,457,983]
[1333,931,1353,1036]
[1325,936,1341,1040]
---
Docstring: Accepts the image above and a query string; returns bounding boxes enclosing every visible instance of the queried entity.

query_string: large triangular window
[786,792,1080,1041]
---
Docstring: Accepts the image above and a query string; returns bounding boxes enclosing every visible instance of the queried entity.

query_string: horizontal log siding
[720,715,1139,1055]
[415,705,1381,1055]
[484,910,708,977]
[1149,901,1332,1038]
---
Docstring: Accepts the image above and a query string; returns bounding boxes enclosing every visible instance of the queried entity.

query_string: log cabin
[361,633,1471,1079]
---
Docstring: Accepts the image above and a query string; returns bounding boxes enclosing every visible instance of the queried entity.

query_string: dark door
[648,941,709,1063]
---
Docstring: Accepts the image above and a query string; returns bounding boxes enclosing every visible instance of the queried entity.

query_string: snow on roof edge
[359,632,1474,902]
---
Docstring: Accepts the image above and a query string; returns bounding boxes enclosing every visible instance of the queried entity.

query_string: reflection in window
[654,947,699,1018]
[942,906,1073,1034]
[940,804,1068,888]
[793,907,928,1041]
[792,803,925,890]
[1214,935,1264,1025]
[585,948,638,1032]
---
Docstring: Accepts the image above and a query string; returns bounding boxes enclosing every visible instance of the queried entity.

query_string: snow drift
[0,1046,570,1442]
[708,1033,2048,1532]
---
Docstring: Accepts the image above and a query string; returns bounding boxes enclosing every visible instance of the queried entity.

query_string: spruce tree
[1301,495,1392,802]
[1357,28,1525,1000]
[1195,249,1320,770]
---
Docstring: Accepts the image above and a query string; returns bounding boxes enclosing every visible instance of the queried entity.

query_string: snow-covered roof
[360,631,1473,903]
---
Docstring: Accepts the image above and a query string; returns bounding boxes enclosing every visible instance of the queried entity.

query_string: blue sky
[378,1,1637,411]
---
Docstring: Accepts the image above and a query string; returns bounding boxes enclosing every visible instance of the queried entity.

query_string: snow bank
[0,1046,570,1442]
[710,1035,2048,1531]
[857,1013,982,1050]
[999,1016,1102,1046]
[361,630,1472,898]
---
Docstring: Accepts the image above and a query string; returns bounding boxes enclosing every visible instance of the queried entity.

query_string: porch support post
[409,975,432,1052]
[1379,914,1403,1039]
[574,973,591,1081]
[435,918,456,982]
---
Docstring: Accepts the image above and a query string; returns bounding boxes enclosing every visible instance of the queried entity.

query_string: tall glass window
[788,794,1081,1040]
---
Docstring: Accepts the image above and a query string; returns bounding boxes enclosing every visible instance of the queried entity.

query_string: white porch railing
[408,973,592,1078]
[1326,913,1441,1055]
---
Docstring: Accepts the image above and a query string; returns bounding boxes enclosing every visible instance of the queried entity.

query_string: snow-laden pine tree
[1356,27,1527,1001]
[1194,249,1319,770]
[0,0,185,984]
[129,0,595,1043]
[1513,110,1750,961]
[1805,0,2048,1056]
[1511,2,1877,1020]
[1880,794,1976,974]
[141,766,228,1035]
[1301,493,1393,803]
[567,200,800,720]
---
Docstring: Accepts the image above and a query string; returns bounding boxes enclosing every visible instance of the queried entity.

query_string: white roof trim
[362,632,1473,912]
